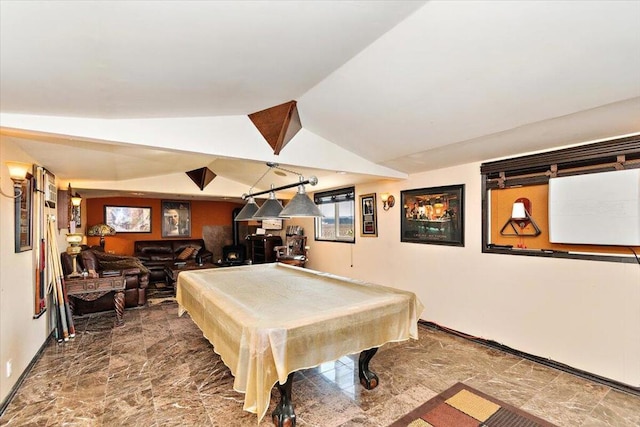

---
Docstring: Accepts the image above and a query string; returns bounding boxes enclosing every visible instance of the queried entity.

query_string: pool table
[176,263,424,426]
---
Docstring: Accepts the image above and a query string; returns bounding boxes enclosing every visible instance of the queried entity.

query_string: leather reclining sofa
[133,239,213,283]
[60,248,150,315]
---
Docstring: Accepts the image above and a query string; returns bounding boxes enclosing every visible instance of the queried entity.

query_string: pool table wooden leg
[272,372,296,427]
[358,347,379,389]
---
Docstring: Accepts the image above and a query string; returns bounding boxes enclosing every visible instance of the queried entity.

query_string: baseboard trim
[0,331,54,417]
[420,320,640,397]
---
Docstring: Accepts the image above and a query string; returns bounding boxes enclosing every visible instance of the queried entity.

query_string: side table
[65,273,126,326]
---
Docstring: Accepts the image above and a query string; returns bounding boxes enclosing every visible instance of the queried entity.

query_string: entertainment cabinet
[245,235,282,264]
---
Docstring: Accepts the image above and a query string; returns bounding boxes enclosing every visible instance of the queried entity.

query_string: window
[314,187,355,242]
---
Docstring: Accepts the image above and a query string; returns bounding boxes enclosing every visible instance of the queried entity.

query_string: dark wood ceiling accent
[248,100,302,155]
[186,167,216,191]
[481,134,640,189]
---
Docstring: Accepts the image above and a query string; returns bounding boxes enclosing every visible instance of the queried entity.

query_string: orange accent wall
[86,197,243,255]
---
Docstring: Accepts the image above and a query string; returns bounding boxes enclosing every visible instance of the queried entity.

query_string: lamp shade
[71,194,82,207]
[251,192,284,220]
[87,223,116,237]
[5,161,30,182]
[511,202,527,219]
[279,185,323,217]
[87,223,116,248]
[234,197,260,221]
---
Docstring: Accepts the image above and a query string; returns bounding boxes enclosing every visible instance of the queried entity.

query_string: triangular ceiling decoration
[248,100,302,155]
[186,167,216,191]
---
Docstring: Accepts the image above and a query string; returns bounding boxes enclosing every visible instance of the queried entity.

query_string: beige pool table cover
[176,263,424,422]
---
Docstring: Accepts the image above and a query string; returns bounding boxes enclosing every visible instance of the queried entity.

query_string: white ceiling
[1,0,639,200]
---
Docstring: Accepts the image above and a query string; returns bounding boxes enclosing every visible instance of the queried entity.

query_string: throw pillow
[176,246,198,260]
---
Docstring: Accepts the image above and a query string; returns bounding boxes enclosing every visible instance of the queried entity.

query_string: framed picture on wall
[15,172,33,252]
[401,184,465,246]
[262,219,283,230]
[161,200,191,238]
[104,205,152,233]
[360,193,377,237]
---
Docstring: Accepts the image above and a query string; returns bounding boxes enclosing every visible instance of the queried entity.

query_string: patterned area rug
[389,382,558,427]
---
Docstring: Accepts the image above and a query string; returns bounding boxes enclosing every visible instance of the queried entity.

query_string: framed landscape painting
[104,205,152,233]
[401,184,464,246]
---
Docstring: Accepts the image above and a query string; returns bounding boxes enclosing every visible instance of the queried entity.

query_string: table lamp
[87,223,116,249]
[65,233,84,277]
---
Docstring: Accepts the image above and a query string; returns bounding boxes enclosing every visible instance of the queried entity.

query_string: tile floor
[1,300,639,426]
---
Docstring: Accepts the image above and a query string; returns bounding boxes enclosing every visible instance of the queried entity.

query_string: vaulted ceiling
[1,1,639,200]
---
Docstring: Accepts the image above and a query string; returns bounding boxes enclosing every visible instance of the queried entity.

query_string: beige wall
[1,137,639,406]
[304,162,640,388]
[0,138,51,403]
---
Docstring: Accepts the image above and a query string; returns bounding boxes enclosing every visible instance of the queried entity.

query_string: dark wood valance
[481,135,640,189]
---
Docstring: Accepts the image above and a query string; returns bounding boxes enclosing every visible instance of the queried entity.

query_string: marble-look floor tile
[2,302,639,427]
[102,385,155,426]
[521,371,612,426]
[581,388,640,427]
[0,398,56,426]
[152,382,211,426]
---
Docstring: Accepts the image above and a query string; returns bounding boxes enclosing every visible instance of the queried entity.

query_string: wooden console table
[65,273,126,326]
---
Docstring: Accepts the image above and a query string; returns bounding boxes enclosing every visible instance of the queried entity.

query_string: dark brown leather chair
[60,249,149,315]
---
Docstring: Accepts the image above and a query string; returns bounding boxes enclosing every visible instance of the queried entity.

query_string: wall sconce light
[380,193,395,211]
[235,163,322,221]
[500,197,541,247]
[0,161,31,198]
[71,193,82,207]
[67,183,82,232]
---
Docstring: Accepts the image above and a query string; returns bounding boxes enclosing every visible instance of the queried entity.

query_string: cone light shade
[511,202,527,219]
[279,185,323,217]
[234,197,260,221]
[252,192,284,220]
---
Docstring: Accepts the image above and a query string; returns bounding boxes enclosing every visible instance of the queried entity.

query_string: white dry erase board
[548,169,640,246]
